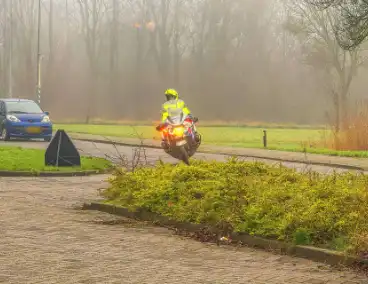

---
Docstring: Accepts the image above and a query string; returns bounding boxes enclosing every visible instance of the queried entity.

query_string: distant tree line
[0,0,367,125]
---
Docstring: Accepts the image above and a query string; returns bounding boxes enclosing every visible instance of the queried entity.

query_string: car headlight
[41,115,50,123]
[6,115,20,122]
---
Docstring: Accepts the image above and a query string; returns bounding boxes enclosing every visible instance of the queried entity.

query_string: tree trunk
[109,0,119,118]
[48,0,54,68]
[134,27,143,119]
[172,0,184,86]
[44,0,54,108]
[331,89,341,148]
[340,90,349,129]
[84,0,98,124]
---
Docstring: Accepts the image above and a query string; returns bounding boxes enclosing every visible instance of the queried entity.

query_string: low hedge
[102,158,368,255]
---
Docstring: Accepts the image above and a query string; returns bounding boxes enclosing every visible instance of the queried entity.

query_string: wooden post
[263,130,267,148]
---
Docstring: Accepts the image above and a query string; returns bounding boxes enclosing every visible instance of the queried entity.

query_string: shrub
[102,158,368,254]
[326,100,368,151]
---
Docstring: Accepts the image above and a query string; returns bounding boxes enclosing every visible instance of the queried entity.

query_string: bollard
[263,130,267,148]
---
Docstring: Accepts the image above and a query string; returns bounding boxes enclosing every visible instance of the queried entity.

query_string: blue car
[0,98,53,142]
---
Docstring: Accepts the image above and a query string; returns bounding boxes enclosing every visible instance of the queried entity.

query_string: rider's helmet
[165,89,179,101]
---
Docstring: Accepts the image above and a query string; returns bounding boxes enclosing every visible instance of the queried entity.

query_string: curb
[0,168,113,177]
[85,202,366,268]
[74,137,367,171]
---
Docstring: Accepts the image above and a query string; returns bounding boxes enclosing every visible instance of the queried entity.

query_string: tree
[12,0,38,98]
[0,1,9,95]
[285,0,364,132]
[0,0,345,124]
[306,0,368,49]
[77,0,107,123]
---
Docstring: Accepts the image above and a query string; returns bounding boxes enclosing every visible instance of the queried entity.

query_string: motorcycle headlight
[6,115,20,122]
[41,115,50,123]
[173,126,184,137]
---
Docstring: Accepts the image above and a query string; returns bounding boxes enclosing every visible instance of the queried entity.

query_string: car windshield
[5,101,43,114]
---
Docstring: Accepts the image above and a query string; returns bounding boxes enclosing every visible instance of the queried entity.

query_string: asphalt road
[0,139,358,174]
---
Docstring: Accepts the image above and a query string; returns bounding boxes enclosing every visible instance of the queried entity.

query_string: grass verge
[55,124,368,158]
[54,119,324,129]
[102,159,368,256]
[0,146,112,172]
[55,124,322,147]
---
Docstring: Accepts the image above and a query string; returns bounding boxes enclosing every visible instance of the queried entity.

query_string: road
[0,139,356,173]
[1,140,367,283]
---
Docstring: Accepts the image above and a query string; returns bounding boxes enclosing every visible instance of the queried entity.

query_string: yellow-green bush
[102,158,368,254]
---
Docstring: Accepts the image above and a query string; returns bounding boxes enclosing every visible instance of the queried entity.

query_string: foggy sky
[0,0,366,124]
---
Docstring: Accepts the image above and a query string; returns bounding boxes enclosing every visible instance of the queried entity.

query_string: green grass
[54,123,368,158]
[56,124,159,141]
[103,159,368,254]
[0,146,112,172]
[56,124,323,147]
[55,119,324,129]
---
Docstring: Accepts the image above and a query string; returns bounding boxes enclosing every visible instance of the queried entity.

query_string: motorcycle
[156,112,201,165]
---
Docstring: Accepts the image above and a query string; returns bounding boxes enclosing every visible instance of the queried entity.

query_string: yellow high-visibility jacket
[161,99,191,122]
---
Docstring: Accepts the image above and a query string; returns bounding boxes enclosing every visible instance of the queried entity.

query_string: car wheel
[0,127,10,141]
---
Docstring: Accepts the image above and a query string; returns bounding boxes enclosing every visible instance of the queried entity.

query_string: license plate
[26,127,41,134]
[176,140,187,146]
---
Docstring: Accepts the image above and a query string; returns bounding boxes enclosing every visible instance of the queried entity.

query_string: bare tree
[12,0,38,98]
[0,1,8,95]
[285,0,364,132]
[109,0,119,94]
[306,0,368,50]
[1,0,365,125]
[77,0,107,123]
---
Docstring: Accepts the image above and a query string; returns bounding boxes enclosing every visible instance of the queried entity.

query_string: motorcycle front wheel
[179,145,190,165]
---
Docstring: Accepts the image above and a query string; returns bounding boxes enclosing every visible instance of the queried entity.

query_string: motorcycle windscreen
[167,110,185,125]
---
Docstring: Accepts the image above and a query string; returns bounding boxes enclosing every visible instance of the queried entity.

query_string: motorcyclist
[161,89,191,122]
[157,88,200,148]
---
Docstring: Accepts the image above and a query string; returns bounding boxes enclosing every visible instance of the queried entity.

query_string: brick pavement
[0,175,367,284]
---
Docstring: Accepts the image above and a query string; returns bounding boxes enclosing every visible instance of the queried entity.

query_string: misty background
[0,0,367,124]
